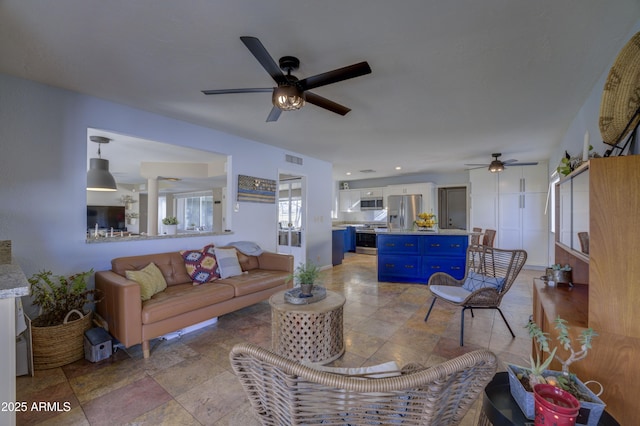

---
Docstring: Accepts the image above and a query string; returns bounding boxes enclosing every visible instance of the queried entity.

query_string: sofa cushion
[112,252,192,287]
[237,251,260,271]
[141,282,235,324]
[214,247,244,279]
[181,244,220,285]
[220,269,290,297]
[125,262,168,301]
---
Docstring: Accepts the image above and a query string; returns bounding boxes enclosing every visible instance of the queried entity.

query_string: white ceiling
[2,1,639,181]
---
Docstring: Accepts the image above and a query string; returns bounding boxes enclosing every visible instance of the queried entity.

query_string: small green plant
[162,216,178,225]
[550,263,572,271]
[289,262,321,285]
[523,317,597,388]
[28,270,102,327]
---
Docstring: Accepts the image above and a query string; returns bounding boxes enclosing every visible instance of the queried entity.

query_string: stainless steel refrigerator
[387,194,422,230]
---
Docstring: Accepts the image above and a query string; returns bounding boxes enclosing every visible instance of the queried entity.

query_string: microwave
[360,197,384,210]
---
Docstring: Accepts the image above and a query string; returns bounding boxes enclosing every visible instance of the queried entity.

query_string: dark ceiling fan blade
[202,88,273,95]
[501,159,518,164]
[506,161,539,166]
[305,92,351,116]
[240,36,287,84]
[464,163,490,167]
[298,61,371,91]
[266,106,282,122]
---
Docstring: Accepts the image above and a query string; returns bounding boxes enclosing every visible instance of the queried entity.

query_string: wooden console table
[269,290,345,364]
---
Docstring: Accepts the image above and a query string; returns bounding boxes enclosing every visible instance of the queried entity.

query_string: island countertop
[375,229,478,236]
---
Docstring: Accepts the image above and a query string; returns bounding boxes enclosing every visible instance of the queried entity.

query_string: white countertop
[376,229,476,236]
[0,263,30,299]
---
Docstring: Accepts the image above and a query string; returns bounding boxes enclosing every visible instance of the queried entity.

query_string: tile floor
[16,253,537,425]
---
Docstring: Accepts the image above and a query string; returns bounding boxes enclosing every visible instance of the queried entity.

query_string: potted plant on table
[28,269,102,369]
[507,317,605,425]
[162,216,178,235]
[290,262,321,297]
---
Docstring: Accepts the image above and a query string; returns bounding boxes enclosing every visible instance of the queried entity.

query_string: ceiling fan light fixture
[272,85,305,111]
[488,160,504,173]
[87,136,117,191]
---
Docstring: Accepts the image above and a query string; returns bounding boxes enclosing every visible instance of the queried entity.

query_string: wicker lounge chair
[425,245,527,346]
[230,342,497,425]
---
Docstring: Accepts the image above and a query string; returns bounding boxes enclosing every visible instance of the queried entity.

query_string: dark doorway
[438,186,467,230]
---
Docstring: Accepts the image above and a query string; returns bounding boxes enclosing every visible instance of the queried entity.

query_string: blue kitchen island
[377,230,473,284]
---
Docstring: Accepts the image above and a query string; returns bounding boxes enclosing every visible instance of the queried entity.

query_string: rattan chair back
[230,342,497,425]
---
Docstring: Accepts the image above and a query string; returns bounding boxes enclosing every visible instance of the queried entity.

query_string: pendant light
[87,136,117,191]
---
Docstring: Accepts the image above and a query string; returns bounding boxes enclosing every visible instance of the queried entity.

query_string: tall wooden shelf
[534,155,640,424]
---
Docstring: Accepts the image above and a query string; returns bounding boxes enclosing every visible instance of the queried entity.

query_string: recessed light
[395,166,402,170]
[346,172,352,176]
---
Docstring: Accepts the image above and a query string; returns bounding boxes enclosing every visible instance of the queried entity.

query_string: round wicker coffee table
[269,289,345,364]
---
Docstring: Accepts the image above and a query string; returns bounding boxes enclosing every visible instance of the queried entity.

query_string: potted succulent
[289,262,321,297]
[162,216,178,235]
[28,269,102,369]
[126,212,139,225]
[507,317,604,424]
[545,263,572,285]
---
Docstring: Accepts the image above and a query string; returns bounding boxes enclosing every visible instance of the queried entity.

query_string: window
[175,191,214,231]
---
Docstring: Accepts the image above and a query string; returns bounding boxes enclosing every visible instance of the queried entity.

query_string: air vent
[285,154,303,165]
[359,169,376,173]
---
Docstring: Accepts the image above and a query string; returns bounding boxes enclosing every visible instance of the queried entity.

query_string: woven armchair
[230,342,497,425]
[425,245,527,346]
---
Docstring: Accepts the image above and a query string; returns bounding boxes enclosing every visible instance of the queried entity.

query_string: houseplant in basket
[507,317,605,425]
[289,262,321,297]
[28,269,102,369]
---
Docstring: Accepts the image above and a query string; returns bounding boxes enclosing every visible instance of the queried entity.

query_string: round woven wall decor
[599,31,640,146]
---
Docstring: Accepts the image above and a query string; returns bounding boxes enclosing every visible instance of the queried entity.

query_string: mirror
[556,166,589,256]
[571,169,589,254]
[558,177,572,247]
[86,129,229,240]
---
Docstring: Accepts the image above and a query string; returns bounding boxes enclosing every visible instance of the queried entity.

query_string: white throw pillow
[311,360,400,378]
[214,247,244,279]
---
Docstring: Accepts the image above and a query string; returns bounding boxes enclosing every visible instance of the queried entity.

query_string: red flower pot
[534,384,580,426]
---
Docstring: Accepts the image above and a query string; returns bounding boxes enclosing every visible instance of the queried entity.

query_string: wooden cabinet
[534,156,640,424]
[377,234,467,283]
[470,163,549,267]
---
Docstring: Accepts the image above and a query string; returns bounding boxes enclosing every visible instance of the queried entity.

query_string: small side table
[269,289,345,364]
[477,372,619,426]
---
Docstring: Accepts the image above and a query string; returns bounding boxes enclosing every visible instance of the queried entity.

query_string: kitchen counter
[376,228,476,236]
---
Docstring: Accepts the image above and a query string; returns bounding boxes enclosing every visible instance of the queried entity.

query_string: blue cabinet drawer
[377,235,421,254]
[378,255,421,278]
[423,256,466,280]
[422,236,467,256]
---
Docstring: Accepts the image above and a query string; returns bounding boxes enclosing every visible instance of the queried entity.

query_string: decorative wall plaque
[237,175,276,204]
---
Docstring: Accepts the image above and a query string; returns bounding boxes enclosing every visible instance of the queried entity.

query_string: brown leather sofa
[95,249,293,358]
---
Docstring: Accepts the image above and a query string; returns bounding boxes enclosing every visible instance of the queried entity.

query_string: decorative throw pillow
[181,244,220,285]
[214,247,244,279]
[462,270,505,292]
[125,262,168,301]
[311,360,401,378]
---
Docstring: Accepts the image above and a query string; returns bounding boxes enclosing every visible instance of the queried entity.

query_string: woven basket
[31,309,93,370]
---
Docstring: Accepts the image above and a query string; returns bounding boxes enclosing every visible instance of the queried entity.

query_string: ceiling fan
[465,153,539,173]
[202,36,372,122]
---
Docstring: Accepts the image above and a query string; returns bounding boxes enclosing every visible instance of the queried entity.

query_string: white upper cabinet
[338,189,361,212]
[383,183,435,212]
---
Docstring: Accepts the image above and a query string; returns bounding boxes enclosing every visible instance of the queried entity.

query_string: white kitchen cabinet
[383,183,435,212]
[470,163,549,267]
[360,187,384,198]
[338,189,361,212]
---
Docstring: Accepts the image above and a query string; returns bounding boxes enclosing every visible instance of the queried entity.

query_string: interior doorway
[276,173,306,267]
[438,186,467,230]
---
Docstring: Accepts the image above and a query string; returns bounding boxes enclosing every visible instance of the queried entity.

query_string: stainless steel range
[354,225,387,255]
